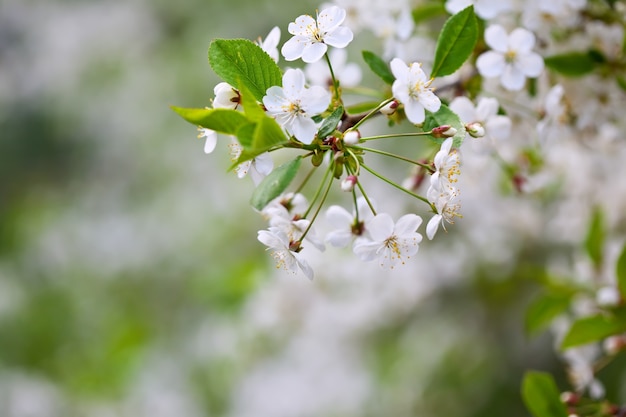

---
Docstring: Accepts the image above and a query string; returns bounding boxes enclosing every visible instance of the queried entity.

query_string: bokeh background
[3,0,624,416]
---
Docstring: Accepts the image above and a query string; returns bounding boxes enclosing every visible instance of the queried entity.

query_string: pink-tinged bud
[380,100,399,115]
[466,122,485,138]
[432,125,458,138]
[560,392,579,406]
[341,175,358,192]
[343,130,361,145]
[603,335,626,355]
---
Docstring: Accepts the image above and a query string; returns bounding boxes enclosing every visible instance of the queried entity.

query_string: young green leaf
[584,207,605,269]
[431,6,478,78]
[525,293,572,335]
[362,51,395,84]
[544,52,598,77]
[209,39,282,101]
[617,243,626,298]
[250,157,302,211]
[521,371,568,417]
[231,116,287,169]
[423,104,466,147]
[238,82,266,122]
[318,106,344,139]
[171,106,248,134]
[560,308,626,349]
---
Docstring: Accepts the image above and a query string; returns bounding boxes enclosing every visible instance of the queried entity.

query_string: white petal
[426,214,442,240]
[391,80,411,105]
[353,239,382,262]
[291,116,318,144]
[476,51,506,78]
[485,115,511,141]
[501,65,525,91]
[326,230,353,248]
[390,58,409,81]
[326,205,353,228]
[324,26,354,48]
[509,28,535,53]
[203,133,217,154]
[293,252,314,280]
[484,25,509,53]
[263,86,288,112]
[394,214,423,236]
[475,97,499,121]
[403,99,426,124]
[338,63,362,88]
[282,68,306,98]
[302,86,331,114]
[257,229,285,249]
[281,37,307,61]
[301,42,328,63]
[449,96,477,123]
[263,26,281,50]
[418,90,441,113]
[475,0,510,19]
[288,15,316,36]
[517,53,544,77]
[253,152,273,176]
[445,0,472,15]
[366,213,395,241]
[317,6,346,32]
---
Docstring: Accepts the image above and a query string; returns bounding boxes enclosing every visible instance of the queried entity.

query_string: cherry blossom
[390,58,441,124]
[257,26,281,63]
[429,137,461,195]
[353,213,423,269]
[476,25,544,91]
[325,196,375,248]
[281,6,354,63]
[426,188,462,240]
[263,68,331,144]
[257,228,314,280]
[229,139,273,185]
[212,82,240,110]
[449,96,511,151]
[198,127,217,154]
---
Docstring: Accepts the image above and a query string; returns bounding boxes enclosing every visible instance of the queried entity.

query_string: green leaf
[171,106,248,134]
[560,308,626,349]
[230,117,287,169]
[431,6,478,78]
[238,82,265,122]
[423,104,466,147]
[521,371,568,417]
[412,3,447,24]
[362,51,395,84]
[617,244,626,298]
[250,157,302,211]
[318,106,344,139]
[584,207,605,269]
[209,39,282,101]
[544,52,598,77]
[525,293,571,335]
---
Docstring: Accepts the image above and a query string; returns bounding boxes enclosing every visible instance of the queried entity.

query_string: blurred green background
[0,0,601,416]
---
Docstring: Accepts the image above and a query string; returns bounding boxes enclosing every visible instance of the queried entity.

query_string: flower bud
[341,175,358,192]
[603,335,626,355]
[343,130,361,145]
[560,391,579,406]
[466,122,485,138]
[380,100,399,115]
[432,125,458,138]
[596,286,621,307]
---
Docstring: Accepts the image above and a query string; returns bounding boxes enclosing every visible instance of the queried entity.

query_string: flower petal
[288,15,316,36]
[301,42,328,63]
[426,214,442,240]
[403,99,426,124]
[418,90,441,113]
[281,37,307,61]
[317,6,346,32]
[353,239,382,262]
[517,52,544,77]
[501,65,525,91]
[390,58,409,81]
[475,97,499,121]
[293,251,314,280]
[449,96,477,123]
[509,28,535,53]
[324,26,354,48]
[476,51,506,78]
[291,116,318,144]
[203,134,217,154]
[484,25,509,53]
[366,213,394,241]
[394,214,423,236]
[281,68,306,98]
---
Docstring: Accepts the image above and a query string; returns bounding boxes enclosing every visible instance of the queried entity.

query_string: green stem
[300,160,336,242]
[346,97,394,132]
[294,165,319,194]
[361,162,434,209]
[345,148,361,175]
[303,162,332,218]
[360,131,433,141]
[324,52,341,103]
[355,146,434,172]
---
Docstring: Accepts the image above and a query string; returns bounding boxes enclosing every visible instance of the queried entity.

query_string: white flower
[212,82,240,109]
[229,139,273,185]
[449,96,511,150]
[263,68,331,144]
[445,0,512,19]
[325,196,375,248]
[257,26,281,63]
[476,25,544,91]
[261,192,308,221]
[281,6,354,63]
[197,127,217,154]
[353,213,423,269]
[257,228,314,279]
[304,48,362,88]
[390,58,441,124]
[596,286,621,307]
[270,216,326,252]
[426,188,462,240]
[429,137,461,195]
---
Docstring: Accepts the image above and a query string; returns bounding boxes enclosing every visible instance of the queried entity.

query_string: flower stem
[360,162,434,209]
[360,131,433,141]
[354,146,434,172]
[303,161,332,218]
[324,52,341,103]
[294,165,319,194]
[346,98,394,132]
[300,160,335,242]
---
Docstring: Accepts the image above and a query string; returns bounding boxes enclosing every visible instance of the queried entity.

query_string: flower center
[505,49,517,63]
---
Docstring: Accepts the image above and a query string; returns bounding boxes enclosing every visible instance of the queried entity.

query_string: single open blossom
[325,196,375,248]
[426,188,462,240]
[258,228,314,280]
[353,213,423,269]
[429,137,461,195]
[281,6,354,63]
[476,25,544,91]
[449,96,511,151]
[390,58,441,124]
[263,68,331,144]
[257,26,281,63]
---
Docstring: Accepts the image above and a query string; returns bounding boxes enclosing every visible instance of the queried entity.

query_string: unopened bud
[380,100,399,115]
[560,391,579,406]
[341,175,358,192]
[603,335,626,355]
[343,130,361,145]
[466,122,485,138]
[432,125,458,138]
